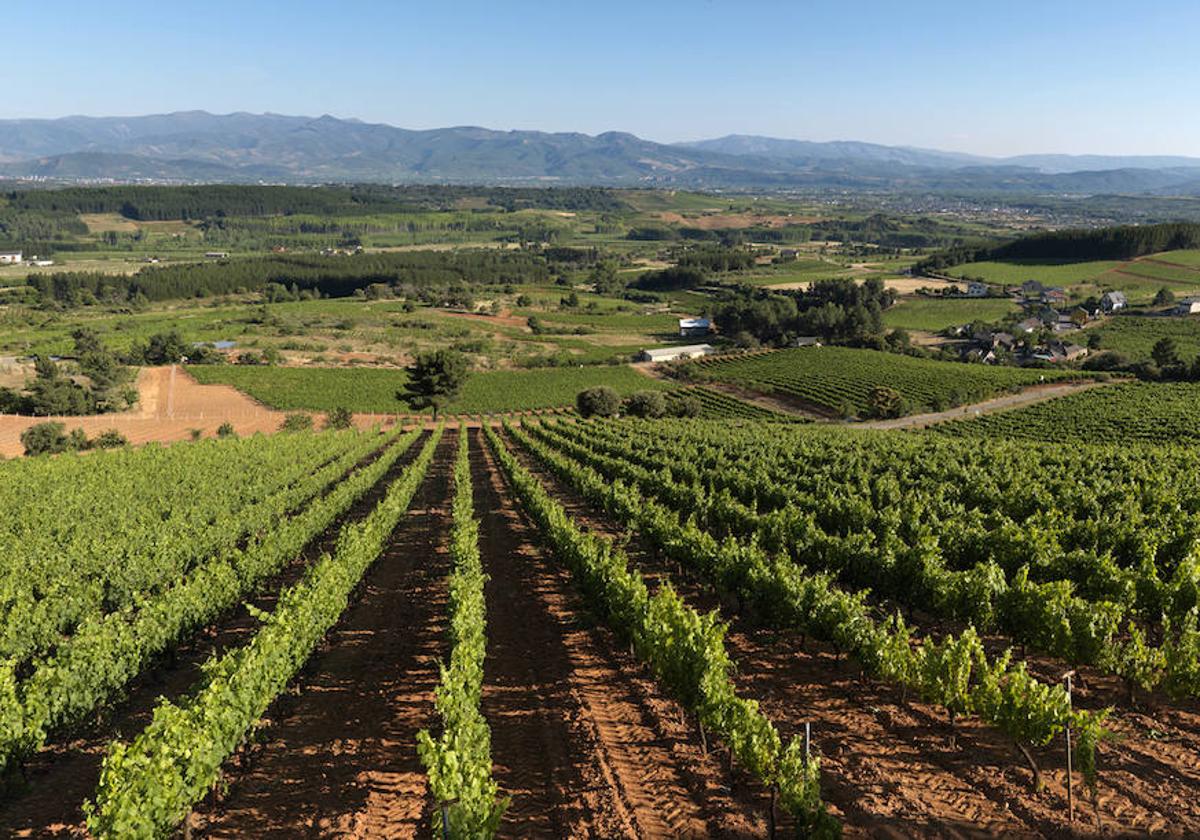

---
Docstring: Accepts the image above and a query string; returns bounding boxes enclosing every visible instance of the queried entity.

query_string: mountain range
[3,111,1200,194]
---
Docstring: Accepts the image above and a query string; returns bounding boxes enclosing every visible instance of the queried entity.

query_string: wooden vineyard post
[1064,670,1075,825]
[439,798,458,840]
[768,784,776,840]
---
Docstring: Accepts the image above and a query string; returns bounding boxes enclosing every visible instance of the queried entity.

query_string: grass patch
[189,363,672,414]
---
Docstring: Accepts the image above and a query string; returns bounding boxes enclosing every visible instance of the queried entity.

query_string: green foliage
[417,429,507,837]
[20,421,70,456]
[190,364,670,414]
[576,386,622,418]
[935,382,1200,444]
[484,423,837,834]
[279,412,314,432]
[402,349,470,419]
[689,346,1077,416]
[0,428,411,774]
[323,407,354,430]
[86,430,441,838]
[622,389,667,418]
[510,418,1113,782]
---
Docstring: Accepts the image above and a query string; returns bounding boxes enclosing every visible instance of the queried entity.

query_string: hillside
[5,111,1200,192]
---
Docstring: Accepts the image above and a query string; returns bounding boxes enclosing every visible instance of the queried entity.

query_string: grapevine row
[417,428,508,837]
[508,420,1109,792]
[483,424,840,838]
[84,428,444,839]
[0,430,375,667]
[555,418,1200,701]
[0,427,414,775]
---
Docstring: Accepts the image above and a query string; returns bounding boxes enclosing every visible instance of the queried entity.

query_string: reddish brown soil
[504,428,1200,838]
[475,429,766,838]
[191,434,456,838]
[0,366,285,457]
[0,434,425,838]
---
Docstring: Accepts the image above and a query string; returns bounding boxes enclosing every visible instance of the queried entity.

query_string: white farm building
[639,344,716,363]
[0,251,22,265]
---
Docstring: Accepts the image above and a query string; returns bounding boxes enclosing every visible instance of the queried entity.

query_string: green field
[1091,315,1200,361]
[945,259,1121,286]
[189,363,672,414]
[687,346,1084,416]
[932,381,1200,443]
[881,297,1020,331]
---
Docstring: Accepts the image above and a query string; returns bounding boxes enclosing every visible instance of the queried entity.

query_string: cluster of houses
[957,327,1088,365]
[946,281,1134,365]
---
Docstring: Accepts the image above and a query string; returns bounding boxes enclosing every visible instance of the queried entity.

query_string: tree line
[30,250,556,306]
[7,185,629,222]
[915,222,1200,273]
[711,277,898,346]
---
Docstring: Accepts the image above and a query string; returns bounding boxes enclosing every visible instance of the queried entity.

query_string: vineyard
[684,346,1082,416]
[0,417,1197,838]
[934,380,1200,443]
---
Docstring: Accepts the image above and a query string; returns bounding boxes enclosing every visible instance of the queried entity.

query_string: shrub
[673,395,702,418]
[624,390,668,418]
[576,386,622,418]
[279,413,314,433]
[216,422,237,439]
[324,407,354,430]
[21,422,69,456]
[91,429,129,449]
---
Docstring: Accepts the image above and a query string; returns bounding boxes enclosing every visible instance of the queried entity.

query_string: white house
[794,336,822,347]
[0,251,22,265]
[1175,297,1200,316]
[678,317,711,337]
[964,281,989,298]
[1100,291,1127,313]
[639,344,716,363]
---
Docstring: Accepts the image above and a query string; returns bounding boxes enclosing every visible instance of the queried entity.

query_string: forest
[6,184,629,221]
[29,250,556,305]
[915,221,1200,273]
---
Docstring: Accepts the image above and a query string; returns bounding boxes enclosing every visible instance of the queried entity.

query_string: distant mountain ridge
[3,111,1200,194]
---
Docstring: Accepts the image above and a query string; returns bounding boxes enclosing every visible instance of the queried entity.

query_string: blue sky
[10,0,1200,156]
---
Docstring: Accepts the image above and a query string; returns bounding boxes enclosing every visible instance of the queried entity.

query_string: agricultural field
[663,384,808,421]
[881,296,1020,332]
[933,380,1200,443]
[942,252,1200,304]
[944,259,1123,287]
[1091,315,1200,361]
[189,363,672,414]
[4,414,1200,838]
[685,346,1083,416]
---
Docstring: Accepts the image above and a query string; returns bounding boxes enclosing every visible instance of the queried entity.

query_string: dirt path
[506,427,1200,838]
[477,429,763,838]
[192,434,454,839]
[860,379,1112,430]
[0,365,287,457]
[0,434,424,838]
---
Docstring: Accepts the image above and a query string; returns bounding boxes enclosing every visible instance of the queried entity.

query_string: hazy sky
[11,0,1200,156]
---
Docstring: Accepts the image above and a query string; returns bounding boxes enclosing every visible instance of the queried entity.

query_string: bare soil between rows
[476,428,765,838]
[191,433,456,838]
